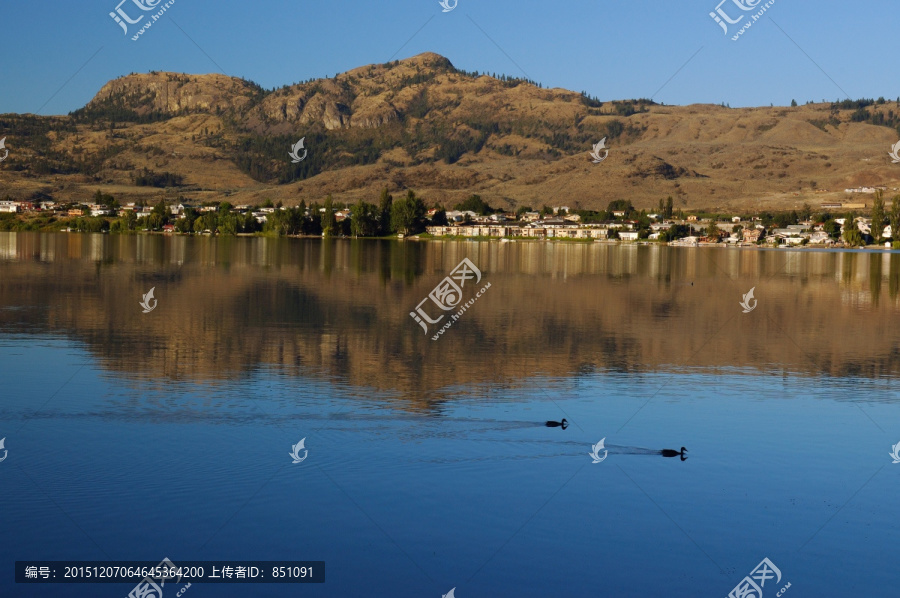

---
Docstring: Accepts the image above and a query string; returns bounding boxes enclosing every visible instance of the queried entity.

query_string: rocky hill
[1,52,899,213]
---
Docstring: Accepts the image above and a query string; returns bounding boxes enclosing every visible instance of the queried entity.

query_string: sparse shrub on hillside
[580,92,602,108]
[406,89,429,119]
[832,99,875,110]
[435,131,488,164]
[134,169,183,187]
[826,98,900,134]
[606,120,624,139]
[610,99,655,116]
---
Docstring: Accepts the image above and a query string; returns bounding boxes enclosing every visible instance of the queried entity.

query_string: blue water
[1,233,899,597]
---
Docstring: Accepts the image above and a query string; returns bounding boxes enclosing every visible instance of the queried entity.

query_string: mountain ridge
[2,52,899,212]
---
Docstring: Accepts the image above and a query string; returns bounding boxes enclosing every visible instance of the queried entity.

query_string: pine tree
[378,187,393,235]
[872,190,885,242]
[322,195,336,237]
[890,195,900,244]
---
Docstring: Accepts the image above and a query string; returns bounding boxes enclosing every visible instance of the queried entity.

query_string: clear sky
[0,0,896,115]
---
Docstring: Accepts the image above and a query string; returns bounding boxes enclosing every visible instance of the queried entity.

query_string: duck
[661,447,687,459]
[545,418,568,429]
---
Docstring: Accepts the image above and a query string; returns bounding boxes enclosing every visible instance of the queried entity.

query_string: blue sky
[0,0,896,115]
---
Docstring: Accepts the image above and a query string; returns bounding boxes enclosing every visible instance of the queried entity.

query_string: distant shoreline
[2,229,898,253]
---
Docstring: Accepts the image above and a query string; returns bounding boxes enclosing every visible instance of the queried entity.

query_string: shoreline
[2,229,897,253]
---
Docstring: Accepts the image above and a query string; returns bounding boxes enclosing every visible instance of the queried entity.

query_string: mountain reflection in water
[2,232,899,408]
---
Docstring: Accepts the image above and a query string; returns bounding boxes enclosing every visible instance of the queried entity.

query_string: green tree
[265,209,287,236]
[350,200,380,237]
[800,202,812,222]
[93,189,119,210]
[660,224,691,242]
[454,194,495,215]
[378,187,393,235]
[174,215,192,233]
[431,207,448,226]
[607,199,634,215]
[148,213,164,230]
[706,220,720,241]
[339,216,352,236]
[823,219,841,239]
[391,189,427,235]
[192,212,217,234]
[240,211,261,233]
[665,196,674,219]
[219,212,238,235]
[871,190,885,242]
[890,194,900,242]
[207,212,219,235]
[151,199,169,226]
[843,226,865,247]
[322,195,336,236]
[301,207,322,236]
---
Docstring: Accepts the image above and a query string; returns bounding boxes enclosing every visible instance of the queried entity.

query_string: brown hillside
[1,52,899,213]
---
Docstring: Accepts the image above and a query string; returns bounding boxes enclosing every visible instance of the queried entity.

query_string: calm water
[1,231,899,597]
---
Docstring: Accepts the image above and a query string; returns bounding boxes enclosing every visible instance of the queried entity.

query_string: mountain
[2,52,899,213]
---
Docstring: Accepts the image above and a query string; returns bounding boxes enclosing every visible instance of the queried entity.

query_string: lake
[1,231,899,597]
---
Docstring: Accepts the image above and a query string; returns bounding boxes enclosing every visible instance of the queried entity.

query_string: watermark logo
[140,287,158,313]
[290,438,308,464]
[127,557,191,598]
[289,138,308,163]
[740,287,757,313]
[110,0,177,41]
[0,437,7,463]
[890,442,900,464]
[442,588,456,598]
[590,138,609,164]
[589,438,608,463]
[728,557,789,598]
[439,0,458,13]
[710,0,776,40]
[410,258,492,340]
[0,138,8,162]
[889,140,900,164]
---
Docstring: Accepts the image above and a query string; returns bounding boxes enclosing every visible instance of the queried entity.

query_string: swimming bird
[545,418,568,429]
[660,447,687,459]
